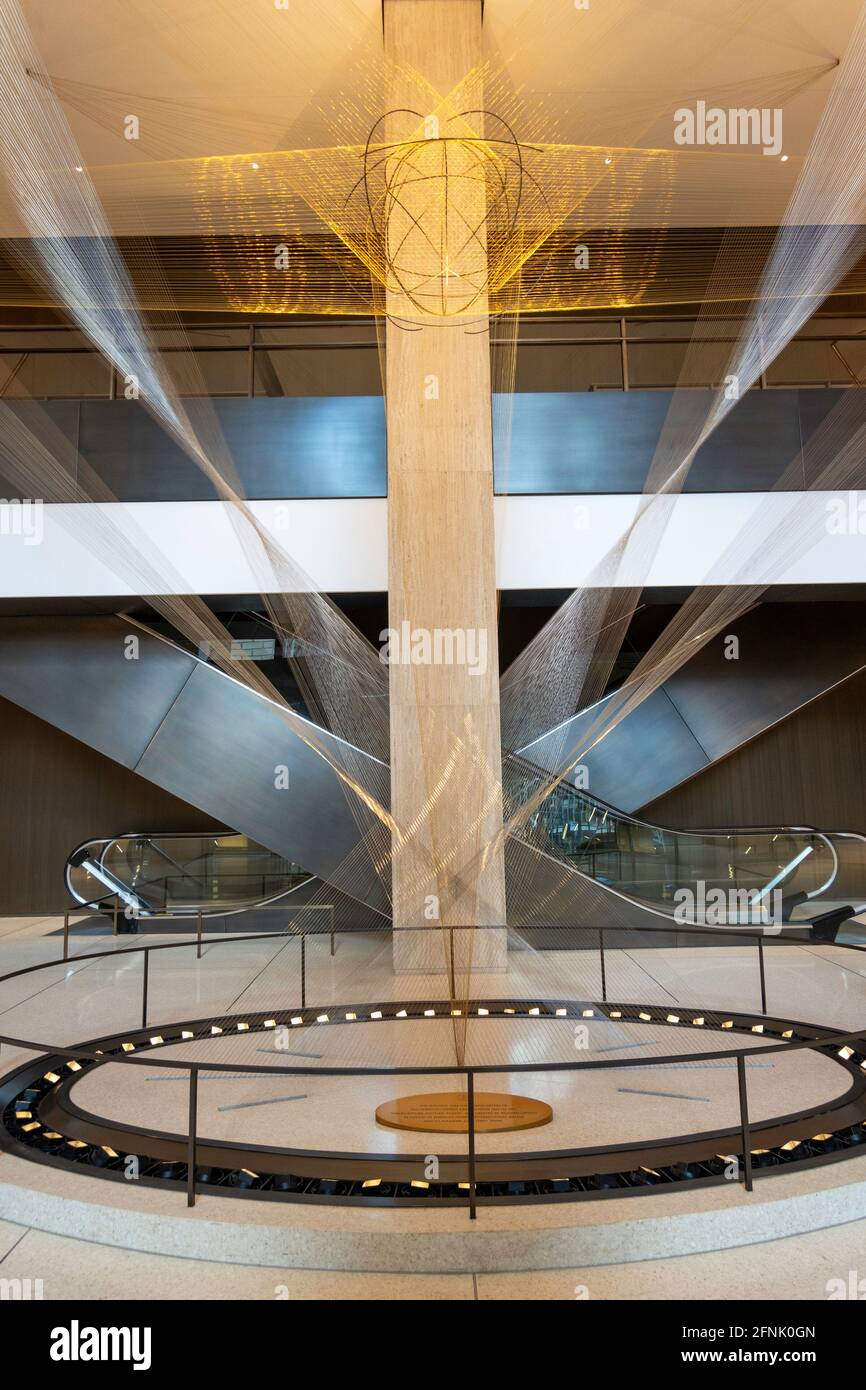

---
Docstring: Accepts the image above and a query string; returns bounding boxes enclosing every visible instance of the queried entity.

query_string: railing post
[196,910,203,961]
[113,898,119,937]
[467,1070,477,1221]
[330,906,335,958]
[620,316,629,390]
[187,1066,198,1208]
[141,950,149,1030]
[598,928,607,1002]
[63,912,69,962]
[736,1054,753,1192]
[757,934,767,1015]
[301,931,306,1009]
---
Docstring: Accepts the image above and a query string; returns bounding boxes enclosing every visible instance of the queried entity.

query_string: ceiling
[15,0,863,162]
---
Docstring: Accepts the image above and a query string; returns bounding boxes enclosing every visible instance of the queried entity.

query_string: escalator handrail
[65,833,313,919]
[505,747,866,852]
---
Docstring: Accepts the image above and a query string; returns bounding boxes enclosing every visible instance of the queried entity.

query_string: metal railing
[2,911,864,1219]
[1,312,865,398]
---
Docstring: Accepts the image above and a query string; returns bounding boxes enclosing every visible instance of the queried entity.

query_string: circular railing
[2,915,866,1218]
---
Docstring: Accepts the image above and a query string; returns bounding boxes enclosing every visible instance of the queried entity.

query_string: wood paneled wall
[641,668,866,833]
[0,696,222,915]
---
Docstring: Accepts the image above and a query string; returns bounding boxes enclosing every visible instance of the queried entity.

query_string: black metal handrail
[2,916,865,1217]
[1,310,864,398]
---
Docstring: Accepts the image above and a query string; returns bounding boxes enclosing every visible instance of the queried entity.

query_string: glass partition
[67,832,309,917]
[507,759,866,925]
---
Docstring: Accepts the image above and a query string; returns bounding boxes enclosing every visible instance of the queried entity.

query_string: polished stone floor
[2,913,866,1300]
[2,1212,866,1301]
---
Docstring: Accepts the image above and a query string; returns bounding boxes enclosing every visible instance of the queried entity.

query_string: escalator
[65,785,866,939]
[503,756,866,937]
[66,831,311,920]
[0,615,863,936]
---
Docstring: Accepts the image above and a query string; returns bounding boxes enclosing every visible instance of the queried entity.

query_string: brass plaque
[375,1091,553,1134]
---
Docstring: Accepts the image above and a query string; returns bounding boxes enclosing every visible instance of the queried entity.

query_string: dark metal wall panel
[499,390,805,494]
[0,388,838,502]
[501,391,671,494]
[76,397,388,500]
[0,402,80,497]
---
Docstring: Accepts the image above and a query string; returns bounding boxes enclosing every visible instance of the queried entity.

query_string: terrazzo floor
[3,913,866,1300]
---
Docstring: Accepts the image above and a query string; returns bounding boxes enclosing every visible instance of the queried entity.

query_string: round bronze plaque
[375,1091,553,1134]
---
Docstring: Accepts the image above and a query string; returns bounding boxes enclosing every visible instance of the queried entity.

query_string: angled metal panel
[0,615,389,913]
[518,686,709,812]
[134,659,390,913]
[663,604,866,764]
[517,603,866,814]
[0,615,196,767]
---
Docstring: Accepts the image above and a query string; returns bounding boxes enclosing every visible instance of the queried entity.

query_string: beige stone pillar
[383,0,506,978]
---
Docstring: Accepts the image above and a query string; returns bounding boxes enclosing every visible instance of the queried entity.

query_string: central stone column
[383,0,507,979]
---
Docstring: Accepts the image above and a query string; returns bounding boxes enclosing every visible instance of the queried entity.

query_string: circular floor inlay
[375,1091,553,1133]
